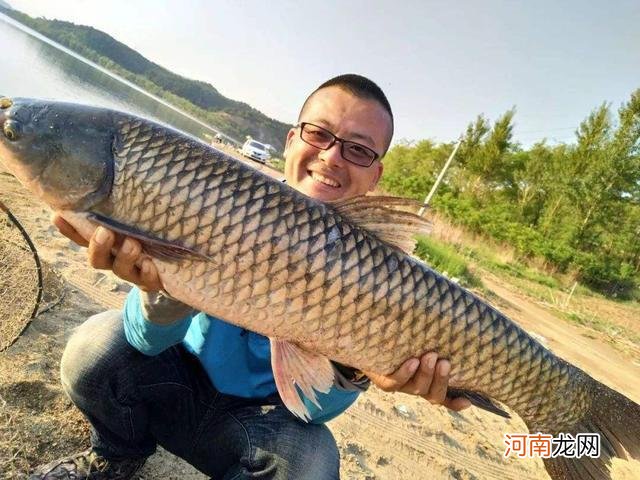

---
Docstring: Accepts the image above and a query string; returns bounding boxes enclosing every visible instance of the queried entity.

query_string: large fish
[0,97,638,479]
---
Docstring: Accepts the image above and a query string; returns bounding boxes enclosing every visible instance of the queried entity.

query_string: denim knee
[259,422,340,480]
[60,310,128,400]
[294,423,340,479]
[235,407,341,480]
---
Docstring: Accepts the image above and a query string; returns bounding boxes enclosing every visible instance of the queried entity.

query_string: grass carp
[0,97,638,480]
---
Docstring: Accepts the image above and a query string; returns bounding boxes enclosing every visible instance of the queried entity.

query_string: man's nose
[318,141,345,167]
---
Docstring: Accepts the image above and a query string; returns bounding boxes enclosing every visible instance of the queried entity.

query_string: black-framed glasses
[297,122,380,167]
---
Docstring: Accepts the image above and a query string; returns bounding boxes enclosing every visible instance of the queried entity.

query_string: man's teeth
[310,171,340,188]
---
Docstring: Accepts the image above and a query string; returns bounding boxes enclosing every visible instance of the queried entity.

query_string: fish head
[0,97,116,211]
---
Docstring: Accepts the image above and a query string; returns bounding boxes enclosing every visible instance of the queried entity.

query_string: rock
[112,282,132,293]
[393,403,416,421]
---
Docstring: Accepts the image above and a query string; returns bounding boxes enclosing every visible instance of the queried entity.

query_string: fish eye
[3,120,21,141]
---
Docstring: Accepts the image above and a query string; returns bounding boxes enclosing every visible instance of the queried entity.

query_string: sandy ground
[1,161,639,480]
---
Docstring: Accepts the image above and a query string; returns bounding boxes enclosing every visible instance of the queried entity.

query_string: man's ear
[368,161,384,192]
[283,128,297,159]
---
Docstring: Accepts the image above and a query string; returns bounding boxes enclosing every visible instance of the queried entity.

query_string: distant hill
[0,1,12,10]
[0,7,290,151]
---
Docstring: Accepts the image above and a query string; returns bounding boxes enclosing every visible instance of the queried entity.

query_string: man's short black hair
[298,74,394,153]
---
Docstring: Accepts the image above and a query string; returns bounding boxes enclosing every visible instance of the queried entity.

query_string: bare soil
[1,166,639,480]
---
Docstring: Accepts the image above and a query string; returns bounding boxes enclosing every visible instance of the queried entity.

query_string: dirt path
[482,275,640,404]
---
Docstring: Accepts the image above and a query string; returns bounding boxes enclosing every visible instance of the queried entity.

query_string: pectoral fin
[88,212,209,261]
[447,388,511,418]
[270,339,335,422]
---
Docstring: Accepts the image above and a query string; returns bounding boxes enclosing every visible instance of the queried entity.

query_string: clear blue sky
[9,0,640,146]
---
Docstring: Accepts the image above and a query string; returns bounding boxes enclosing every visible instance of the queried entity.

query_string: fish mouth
[0,96,11,131]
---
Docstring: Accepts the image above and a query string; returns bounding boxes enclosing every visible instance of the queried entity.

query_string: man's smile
[308,170,341,188]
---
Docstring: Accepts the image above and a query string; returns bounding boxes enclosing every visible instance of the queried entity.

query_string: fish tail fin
[535,375,640,480]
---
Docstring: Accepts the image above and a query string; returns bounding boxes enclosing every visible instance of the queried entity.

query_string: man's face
[283,86,391,202]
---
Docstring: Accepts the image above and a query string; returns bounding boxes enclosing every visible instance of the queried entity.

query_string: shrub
[414,236,481,288]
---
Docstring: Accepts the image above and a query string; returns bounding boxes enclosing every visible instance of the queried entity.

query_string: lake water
[0,12,228,143]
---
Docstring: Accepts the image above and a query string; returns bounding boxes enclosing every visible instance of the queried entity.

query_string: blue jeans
[60,311,340,479]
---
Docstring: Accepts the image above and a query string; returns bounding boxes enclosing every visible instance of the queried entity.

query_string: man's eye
[309,129,330,139]
[347,144,370,157]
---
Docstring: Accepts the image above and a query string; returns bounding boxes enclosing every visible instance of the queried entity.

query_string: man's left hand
[365,353,472,411]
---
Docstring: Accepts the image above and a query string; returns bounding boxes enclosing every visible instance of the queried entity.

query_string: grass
[563,310,640,354]
[414,236,481,288]
[267,157,285,173]
[485,261,560,289]
[418,213,640,358]
[473,251,640,356]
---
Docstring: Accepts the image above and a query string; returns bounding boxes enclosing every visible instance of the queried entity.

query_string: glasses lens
[301,124,334,148]
[300,123,378,167]
[343,141,376,166]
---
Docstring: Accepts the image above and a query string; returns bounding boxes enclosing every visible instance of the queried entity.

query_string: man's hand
[52,214,163,292]
[365,353,472,411]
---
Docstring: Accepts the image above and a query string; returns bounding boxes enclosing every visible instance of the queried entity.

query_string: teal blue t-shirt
[122,288,360,423]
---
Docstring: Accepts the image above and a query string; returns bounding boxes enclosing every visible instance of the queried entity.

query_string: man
[31,74,470,480]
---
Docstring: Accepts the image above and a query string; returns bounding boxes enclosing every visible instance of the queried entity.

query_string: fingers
[364,358,420,392]
[418,358,471,410]
[88,226,116,269]
[137,258,163,292]
[51,213,89,247]
[421,359,451,405]
[51,213,164,292]
[112,239,162,292]
[367,352,472,412]
[403,352,438,395]
[112,237,142,281]
[367,353,444,398]
[86,226,163,292]
[372,353,441,397]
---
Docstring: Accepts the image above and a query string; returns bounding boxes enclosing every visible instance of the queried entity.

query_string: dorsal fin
[330,195,431,254]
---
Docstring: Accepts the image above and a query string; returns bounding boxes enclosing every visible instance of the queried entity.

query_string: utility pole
[418,138,461,217]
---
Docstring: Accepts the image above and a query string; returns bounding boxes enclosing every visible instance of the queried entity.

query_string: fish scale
[1,98,638,480]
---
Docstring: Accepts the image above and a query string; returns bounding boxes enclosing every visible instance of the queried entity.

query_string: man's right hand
[52,213,163,292]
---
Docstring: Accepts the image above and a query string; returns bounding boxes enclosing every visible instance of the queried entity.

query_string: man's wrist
[139,289,195,325]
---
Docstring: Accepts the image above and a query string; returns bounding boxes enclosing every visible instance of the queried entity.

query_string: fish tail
[536,375,640,480]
